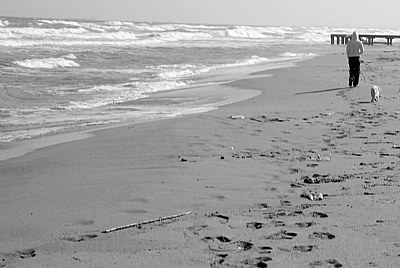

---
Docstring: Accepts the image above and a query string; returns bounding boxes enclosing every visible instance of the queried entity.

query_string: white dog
[371,85,381,103]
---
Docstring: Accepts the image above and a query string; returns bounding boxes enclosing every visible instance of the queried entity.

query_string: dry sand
[1,46,400,267]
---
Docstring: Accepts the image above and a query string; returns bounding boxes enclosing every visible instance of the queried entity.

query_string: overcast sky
[1,0,399,28]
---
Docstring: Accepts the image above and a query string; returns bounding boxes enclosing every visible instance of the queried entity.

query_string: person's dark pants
[348,56,360,87]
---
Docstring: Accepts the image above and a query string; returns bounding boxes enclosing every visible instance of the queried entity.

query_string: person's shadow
[294,87,348,95]
[295,87,373,104]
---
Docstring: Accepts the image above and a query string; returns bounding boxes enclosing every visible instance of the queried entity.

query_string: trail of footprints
[211,91,399,266]
[0,248,36,268]
[0,233,99,267]
[197,198,342,267]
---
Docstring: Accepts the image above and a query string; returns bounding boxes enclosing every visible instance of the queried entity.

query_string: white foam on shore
[155,56,271,80]
[280,52,317,58]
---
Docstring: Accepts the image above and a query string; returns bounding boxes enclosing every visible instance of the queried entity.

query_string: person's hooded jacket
[346,31,364,57]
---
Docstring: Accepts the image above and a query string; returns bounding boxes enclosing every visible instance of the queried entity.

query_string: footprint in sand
[208,253,228,267]
[236,241,253,251]
[246,222,264,230]
[293,245,317,252]
[307,163,319,168]
[308,231,336,240]
[215,236,231,243]
[310,259,343,267]
[264,230,297,240]
[301,203,325,210]
[291,182,305,188]
[0,249,36,268]
[258,246,273,254]
[272,220,286,227]
[201,235,231,243]
[256,203,270,209]
[263,209,287,219]
[242,256,272,268]
[203,236,253,251]
[288,210,304,217]
[311,211,328,218]
[280,245,317,253]
[63,234,98,242]
[16,248,36,259]
[207,212,229,222]
[203,236,255,266]
[187,224,209,234]
[280,200,292,206]
[294,221,316,228]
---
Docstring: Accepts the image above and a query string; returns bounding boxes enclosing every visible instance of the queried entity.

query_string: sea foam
[217,56,270,69]
[280,52,317,58]
[224,26,267,39]
[0,19,9,27]
[14,57,80,69]
[155,56,271,80]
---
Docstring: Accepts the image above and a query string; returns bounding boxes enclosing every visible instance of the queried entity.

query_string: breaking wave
[64,80,192,110]
[0,18,367,48]
[0,19,9,27]
[13,56,80,69]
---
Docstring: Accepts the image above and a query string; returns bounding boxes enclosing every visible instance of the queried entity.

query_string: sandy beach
[1,45,400,267]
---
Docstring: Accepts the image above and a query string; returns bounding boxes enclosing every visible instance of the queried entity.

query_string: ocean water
[1,17,399,143]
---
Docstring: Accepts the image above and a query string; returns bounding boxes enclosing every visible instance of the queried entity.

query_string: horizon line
[2,14,399,30]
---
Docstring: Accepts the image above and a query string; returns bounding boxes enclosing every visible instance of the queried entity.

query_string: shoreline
[0,56,306,162]
[0,83,261,162]
[1,47,400,267]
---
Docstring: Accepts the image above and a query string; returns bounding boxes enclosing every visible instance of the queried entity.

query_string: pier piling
[331,34,400,46]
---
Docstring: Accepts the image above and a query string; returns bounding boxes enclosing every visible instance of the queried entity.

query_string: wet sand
[1,46,400,267]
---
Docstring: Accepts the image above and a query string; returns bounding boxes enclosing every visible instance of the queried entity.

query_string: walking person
[346,31,364,87]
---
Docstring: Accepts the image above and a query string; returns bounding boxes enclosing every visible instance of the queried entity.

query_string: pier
[330,34,400,45]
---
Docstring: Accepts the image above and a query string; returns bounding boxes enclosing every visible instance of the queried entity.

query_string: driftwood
[101,211,192,233]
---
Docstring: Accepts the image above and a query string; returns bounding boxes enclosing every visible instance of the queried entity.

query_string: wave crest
[0,19,9,27]
[13,56,80,69]
[224,26,267,39]
[0,19,341,47]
